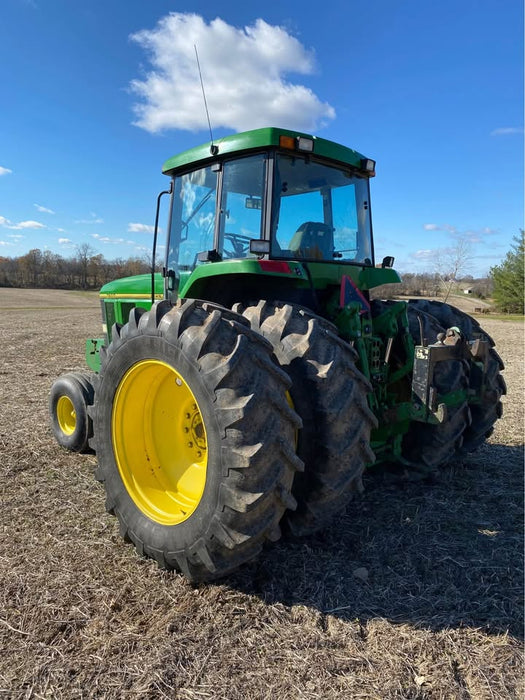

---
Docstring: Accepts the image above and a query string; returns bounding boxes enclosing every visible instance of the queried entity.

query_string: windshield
[271,154,373,264]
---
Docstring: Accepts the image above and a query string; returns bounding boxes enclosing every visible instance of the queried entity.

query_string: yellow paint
[112,360,208,525]
[57,395,76,435]
[99,293,163,299]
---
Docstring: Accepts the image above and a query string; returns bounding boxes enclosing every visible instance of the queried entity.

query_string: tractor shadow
[226,442,524,638]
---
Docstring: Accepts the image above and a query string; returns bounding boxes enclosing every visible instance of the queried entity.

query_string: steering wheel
[223,233,252,259]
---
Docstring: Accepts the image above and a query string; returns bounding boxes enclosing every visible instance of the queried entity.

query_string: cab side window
[219,154,266,259]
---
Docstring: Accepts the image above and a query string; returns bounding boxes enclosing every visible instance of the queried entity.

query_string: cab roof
[162,127,371,175]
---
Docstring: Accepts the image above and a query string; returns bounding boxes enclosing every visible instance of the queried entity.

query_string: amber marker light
[279,135,296,150]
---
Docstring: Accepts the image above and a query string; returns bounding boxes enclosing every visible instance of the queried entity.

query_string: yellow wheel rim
[57,395,77,435]
[112,360,207,526]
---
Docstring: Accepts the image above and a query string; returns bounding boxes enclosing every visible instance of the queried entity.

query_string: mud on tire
[92,299,302,581]
[235,300,377,536]
[408,299,506,450]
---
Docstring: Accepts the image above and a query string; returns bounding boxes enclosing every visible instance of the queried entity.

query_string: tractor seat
[289,222,334,260]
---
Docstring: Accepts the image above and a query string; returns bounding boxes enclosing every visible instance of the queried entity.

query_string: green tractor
[49,127,505,581]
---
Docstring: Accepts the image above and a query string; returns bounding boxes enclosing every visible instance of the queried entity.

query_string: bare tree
[434,236,472,302]
[75,243,96,289]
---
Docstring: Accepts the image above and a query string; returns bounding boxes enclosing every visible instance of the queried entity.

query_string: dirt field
[0,289,523,699]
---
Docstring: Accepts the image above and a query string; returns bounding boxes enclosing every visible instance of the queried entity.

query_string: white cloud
[129,13,335,134]
[456,230,488,244]
[75,213,104,224]
[423,223,457,233]
[424,223,499,245]
[58,238,71,244]
[13,220,46,230]
[0,215,46,230]
[34,203,55,214]
[128,222,155,234]
[0,166,12,176]
[412,249,435,260]
[7,234,24,240]
[491,127,524,136]
[92,233,126,244]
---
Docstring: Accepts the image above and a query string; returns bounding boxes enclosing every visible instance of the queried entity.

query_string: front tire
[93,299,302,581]
[49,371,94,453]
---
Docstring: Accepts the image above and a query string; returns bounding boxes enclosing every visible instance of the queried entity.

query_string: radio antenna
[194,45,218,155]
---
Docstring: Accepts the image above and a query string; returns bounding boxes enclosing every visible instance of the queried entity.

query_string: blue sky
[0,0,523,277]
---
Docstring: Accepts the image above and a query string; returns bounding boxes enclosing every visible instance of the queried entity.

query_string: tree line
[0,234,522,314]
[3,247,492,297]
[0,245,152,290]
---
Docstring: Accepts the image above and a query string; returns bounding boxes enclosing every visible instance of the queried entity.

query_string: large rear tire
[92,299,302,581]
[372,300,470,471]
[402,305,470,468]
[235,300,376,536]
[407,300,506,450]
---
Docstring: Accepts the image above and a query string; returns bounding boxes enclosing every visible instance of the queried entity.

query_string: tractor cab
[162,128,377,302]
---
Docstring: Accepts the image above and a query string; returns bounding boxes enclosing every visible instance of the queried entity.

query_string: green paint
[85,337,104,373]
[162,127,368,175]
[99,273,162,297]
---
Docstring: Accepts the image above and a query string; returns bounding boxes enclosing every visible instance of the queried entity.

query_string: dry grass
[0,290,523,699]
